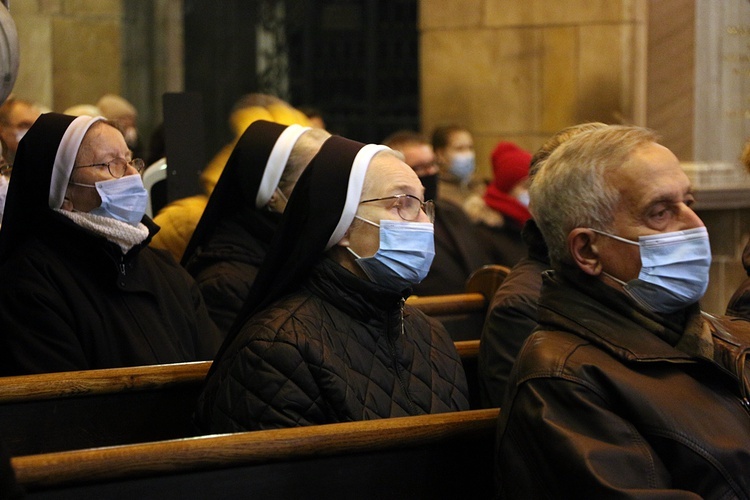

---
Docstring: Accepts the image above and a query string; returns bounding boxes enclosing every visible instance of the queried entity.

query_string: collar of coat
[538,269,750,395]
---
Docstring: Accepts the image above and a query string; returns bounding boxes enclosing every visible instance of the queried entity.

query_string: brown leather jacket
[496,270,750,499]
[727,239,750,320]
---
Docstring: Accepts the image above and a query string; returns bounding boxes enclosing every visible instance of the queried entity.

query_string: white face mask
[448,152,475,183]
[515,190,530,207]
[591,227,711,313]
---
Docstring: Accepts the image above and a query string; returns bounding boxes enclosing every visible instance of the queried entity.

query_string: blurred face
[595,142,704,284]
[400,142,438,178]
[435,129,474,166]
[0,102,41,156]
[335,153,428,277]
[62,123,139,213]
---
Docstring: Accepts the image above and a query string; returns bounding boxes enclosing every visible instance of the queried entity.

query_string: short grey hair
[530,125,660,268]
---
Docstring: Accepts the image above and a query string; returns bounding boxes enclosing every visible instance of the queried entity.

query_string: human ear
[335,228,351,248]
[568,228,602,276]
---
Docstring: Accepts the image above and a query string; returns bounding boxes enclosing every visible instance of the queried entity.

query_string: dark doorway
[287,0,420,143]
[183,0,419,160]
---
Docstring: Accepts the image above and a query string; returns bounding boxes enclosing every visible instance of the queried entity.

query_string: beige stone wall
[420,0,648,178]
[10,0,122,112]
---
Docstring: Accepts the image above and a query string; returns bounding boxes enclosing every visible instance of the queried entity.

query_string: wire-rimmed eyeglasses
[72,158,145,179]
[359,194,435,223]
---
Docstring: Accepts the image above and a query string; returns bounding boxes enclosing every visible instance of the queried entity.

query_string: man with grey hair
[495,125,750,497]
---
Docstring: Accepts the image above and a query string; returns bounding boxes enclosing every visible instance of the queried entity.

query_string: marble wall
[419,0,648,178]
[8,0,182,137]
[10,0,122,112]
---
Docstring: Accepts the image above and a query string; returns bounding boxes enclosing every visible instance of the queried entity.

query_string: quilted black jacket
[195,258,470,433]
[185,218,269,335]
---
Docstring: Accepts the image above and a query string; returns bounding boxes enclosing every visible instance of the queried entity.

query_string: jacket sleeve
[188,274,224,359]
[478,294,538,408]
[0,263,89,375]
[212,326,331,432]
[192,261,257,336]
[726,277,750,320]
[496,376,703,499]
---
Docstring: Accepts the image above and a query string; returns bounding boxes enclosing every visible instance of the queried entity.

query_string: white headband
[48,115,105,209]
[325,144,390,250]
[255,124,311,209]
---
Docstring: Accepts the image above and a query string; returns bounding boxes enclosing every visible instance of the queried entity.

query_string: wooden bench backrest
[407,264,510,342]
[0,340,479,456]
[13,408,499,498]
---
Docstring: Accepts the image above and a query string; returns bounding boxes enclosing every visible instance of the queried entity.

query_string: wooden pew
[0,340,480,456]
[12,408,499,499]
[407,264,510,341]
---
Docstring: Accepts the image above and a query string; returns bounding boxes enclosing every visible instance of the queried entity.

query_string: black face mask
[420,173,439,202]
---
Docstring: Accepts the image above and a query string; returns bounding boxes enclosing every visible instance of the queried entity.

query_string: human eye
[648,203,671,223]
[399,195,422,220]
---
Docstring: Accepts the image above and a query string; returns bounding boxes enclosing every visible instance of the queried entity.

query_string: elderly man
[478,122,607,408]
[495,125,750,497]
[196,136,470,433]
[0,113,222,375]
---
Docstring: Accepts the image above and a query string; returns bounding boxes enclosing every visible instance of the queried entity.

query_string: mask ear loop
[588,228,639,246]
[275,187,288,204]
[354,214,380,228]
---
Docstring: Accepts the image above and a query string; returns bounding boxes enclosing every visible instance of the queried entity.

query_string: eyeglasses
[360,194,435,223]
[72,158,145,179]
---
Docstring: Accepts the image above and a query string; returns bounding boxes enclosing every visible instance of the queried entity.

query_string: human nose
[679,203,704,230]
[417,200,434,223]
[123,159,145,177]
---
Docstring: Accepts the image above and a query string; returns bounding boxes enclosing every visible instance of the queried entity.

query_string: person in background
[195,136,469,433]
[726,137,750,319]
[0,113,222,375]
[0,142,9,224]
[150,93,310,261]
[432,124,483,209]
[0,96,41,166]
[463,141,531,269]
[464,141,532,234]
[183,120,330,335]
[496,124,750,497]
[63,104,102,117]
[96,94,143,159]
[298,105,326,130]
[478,123,607,407]
[383,129,497,295]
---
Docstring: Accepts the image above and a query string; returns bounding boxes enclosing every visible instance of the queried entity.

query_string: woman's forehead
[363,155,421,195]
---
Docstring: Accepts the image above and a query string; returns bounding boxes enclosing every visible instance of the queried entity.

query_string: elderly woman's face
[348,153,428,259]
[62,123,133,213]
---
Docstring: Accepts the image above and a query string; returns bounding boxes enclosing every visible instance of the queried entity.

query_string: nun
[196,135,470,433]
[0,113,222,375]
[182,120,330,334]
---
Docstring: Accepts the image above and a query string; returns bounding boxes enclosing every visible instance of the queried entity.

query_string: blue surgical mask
[591,227,711,313]
[515,190,530,207]
[347,218,435,291]
[449,152,475,184]
[88,175,148,226]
